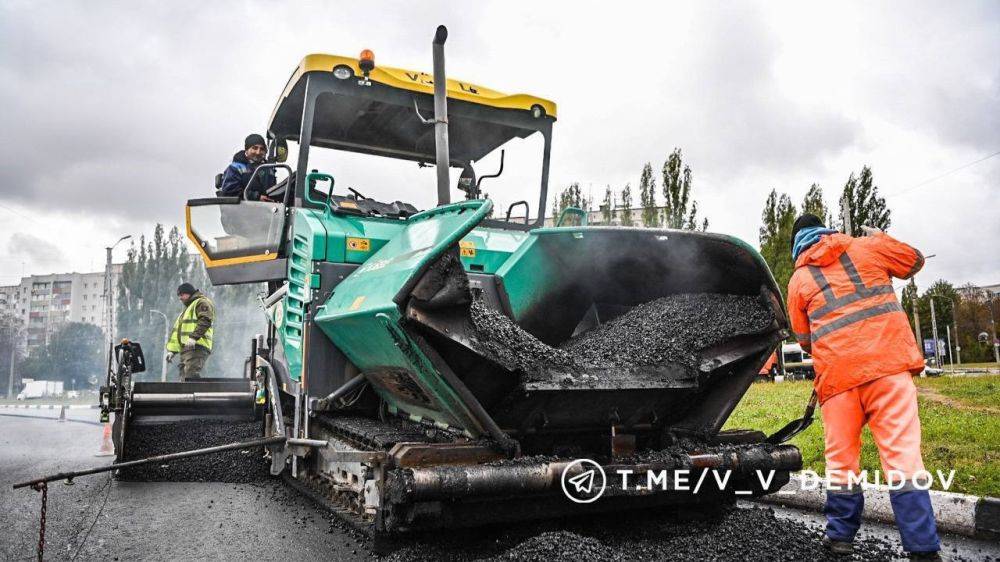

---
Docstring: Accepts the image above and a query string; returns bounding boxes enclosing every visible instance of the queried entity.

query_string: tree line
[552,148,708,230]
[758,165,890,293]
[114,224,263,381]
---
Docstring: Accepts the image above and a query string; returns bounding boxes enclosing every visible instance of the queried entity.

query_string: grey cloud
[0,1,996,285]
[856,2,1000,150]
[8,232,66,267]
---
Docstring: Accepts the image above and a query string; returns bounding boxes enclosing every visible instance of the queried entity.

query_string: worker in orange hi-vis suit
[759,351,778,378]
[786,214,940,560]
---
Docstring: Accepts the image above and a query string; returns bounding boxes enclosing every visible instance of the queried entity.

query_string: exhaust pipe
[432,25,450,206]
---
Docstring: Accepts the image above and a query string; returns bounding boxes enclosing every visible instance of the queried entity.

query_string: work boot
[908,551,943,562]
[822,536,854,556]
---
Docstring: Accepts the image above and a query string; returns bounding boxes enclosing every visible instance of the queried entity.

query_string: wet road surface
[2,410,997,561]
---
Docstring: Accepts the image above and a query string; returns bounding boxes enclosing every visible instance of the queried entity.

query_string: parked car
[921,359,944,377]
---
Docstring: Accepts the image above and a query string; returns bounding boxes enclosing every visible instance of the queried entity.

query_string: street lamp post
[929,298,941,369]
[986,290,1000,365]
[909,254,935,364]
[928,294,959,369]
[6,325,15,399]
[150,309,170,382]
[102,235,132,369]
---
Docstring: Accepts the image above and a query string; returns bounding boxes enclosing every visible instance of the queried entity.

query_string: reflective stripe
[812,302,903,342]
[166,296,214,352]
[812,284,895,320]
[794,331,811,342]
[902,249,925,280]
[808,265,836,304]
[839,253,866,292]
[808,254,895,321]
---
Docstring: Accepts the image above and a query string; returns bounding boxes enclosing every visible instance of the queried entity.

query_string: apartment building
[0,266,122,349]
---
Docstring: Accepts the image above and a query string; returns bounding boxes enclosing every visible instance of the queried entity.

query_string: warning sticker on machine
[347,237,371,252]
[459,240,476,258]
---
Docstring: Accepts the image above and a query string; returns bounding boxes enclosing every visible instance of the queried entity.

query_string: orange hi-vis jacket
[787,232,925,404]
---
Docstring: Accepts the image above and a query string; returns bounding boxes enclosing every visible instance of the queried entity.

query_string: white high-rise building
[0,266,122,350]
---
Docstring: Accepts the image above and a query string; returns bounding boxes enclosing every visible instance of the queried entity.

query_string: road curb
[755,474,998,540]
[0,403,99,409]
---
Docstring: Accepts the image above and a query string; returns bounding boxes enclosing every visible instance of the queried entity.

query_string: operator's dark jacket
[220,151,275,200]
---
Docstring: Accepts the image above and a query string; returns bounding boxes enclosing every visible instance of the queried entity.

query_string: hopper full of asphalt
[117,418,269,482]
[469,292,774,386]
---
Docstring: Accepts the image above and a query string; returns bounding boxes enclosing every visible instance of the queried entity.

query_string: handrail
[305,172,335,215]
[555,206,588,227]
[505,201,529,224]
[243,163,293,203]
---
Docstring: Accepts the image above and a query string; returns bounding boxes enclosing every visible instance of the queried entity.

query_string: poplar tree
[661,148,707,231]
[839,166,891,233]
[601,185,616,225]
[759,189,797,294]
[801,183,834,226]
[639,163,659,227]
[619,183,635,227]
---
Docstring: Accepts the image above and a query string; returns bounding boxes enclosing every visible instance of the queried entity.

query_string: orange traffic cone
[96,422,115,457]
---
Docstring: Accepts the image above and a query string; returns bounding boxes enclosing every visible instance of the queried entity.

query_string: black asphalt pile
[496,531,614,561]
[562,293,773,370]
[117,419,269,482]
[469,293,773,386]
[469,298,579,375]
[376,504,909,562]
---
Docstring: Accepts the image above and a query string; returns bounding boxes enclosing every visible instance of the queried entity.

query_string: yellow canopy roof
[270,53,557,126]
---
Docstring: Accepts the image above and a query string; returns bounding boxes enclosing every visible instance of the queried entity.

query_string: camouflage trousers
[179,346,211,380]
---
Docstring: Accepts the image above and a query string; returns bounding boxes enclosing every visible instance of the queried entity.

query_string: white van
[781,343,815,379]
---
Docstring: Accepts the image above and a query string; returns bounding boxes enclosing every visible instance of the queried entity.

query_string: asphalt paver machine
[173,26,805,531]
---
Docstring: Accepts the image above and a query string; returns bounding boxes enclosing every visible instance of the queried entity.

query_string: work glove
[165,352,175,364]
[860,225,882,236]
[183,337,197,351]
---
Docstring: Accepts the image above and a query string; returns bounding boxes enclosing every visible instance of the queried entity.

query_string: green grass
[944,361,999,372]
[920,376,1000,410]
[724,376,1000,498]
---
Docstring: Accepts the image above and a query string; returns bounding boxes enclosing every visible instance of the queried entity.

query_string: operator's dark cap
[244,134,266,149]
[177,282,197,296]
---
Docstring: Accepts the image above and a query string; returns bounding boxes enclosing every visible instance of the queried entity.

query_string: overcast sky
[1,1,997,290]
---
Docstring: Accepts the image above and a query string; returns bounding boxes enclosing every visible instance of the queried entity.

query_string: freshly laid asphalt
[2,410,997,561]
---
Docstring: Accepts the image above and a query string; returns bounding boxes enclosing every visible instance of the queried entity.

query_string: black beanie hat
[177,282,197,296]
[244,134,266,149]
[791,213,825,245]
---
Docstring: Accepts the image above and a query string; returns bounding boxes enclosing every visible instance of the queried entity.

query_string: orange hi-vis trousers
[821,372,925,485]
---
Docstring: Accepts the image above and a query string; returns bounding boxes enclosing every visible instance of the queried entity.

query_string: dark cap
[244,134,266,149]
[791,213,825,245]
[177,282,197,296]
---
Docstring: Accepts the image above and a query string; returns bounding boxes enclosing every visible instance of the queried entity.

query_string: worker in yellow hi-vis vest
[165,282,215,380]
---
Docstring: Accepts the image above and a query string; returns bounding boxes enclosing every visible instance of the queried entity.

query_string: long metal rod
[12,436,286,490]
[432,25,450,206]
